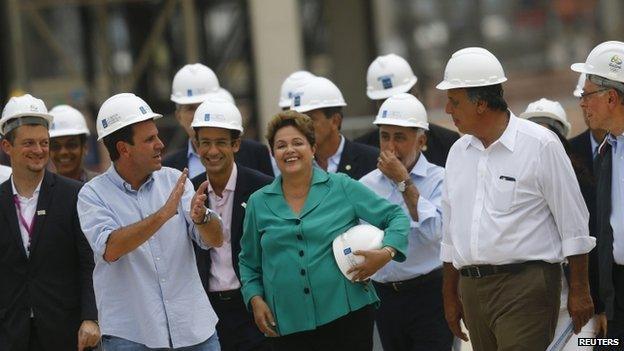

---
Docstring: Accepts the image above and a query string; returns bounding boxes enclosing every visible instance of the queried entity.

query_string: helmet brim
[97,113,162,141]
[373,118,429,130]
[366,79,417,100]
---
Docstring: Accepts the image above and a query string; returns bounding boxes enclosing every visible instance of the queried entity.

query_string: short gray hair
[587,74,624,104]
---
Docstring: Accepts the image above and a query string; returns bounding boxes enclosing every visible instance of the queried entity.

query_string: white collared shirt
[207,164,241,291]
[11,177,42,257]
[440,113,595,268]
[360,154,444,282]
[327,135,345,173]
[608,133,624,264]
[186,139,204,179]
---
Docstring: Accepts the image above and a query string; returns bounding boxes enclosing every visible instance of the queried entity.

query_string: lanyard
[13,194,35,243]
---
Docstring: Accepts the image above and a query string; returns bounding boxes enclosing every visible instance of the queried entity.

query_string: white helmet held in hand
[520,98,571,137]
[291,76,347,113]
[0,94,53,135]
[436,47,507,90]
[366,54,417,100]
[49,105,90,138]
[96,93,162,140]
[278,71,316,108]
[333,224,384,280]
[191,97,243,133]
[373,93,429,130]
[571,41,624,83]
[171,63,220,105]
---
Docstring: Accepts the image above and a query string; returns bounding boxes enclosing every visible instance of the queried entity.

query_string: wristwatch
[194,208,220,225]
[396,178,413,193]
[382,246,396,258]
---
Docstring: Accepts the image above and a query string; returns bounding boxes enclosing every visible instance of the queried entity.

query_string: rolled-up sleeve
[238,194,265,307]
[342,175,409,262]
[440,180,455,263]
[77,184,120,258]
[539,139,596,257]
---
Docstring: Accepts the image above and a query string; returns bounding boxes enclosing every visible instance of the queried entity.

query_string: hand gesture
[251,296,278,337]
[191,180,209,224]
[377,150,409,183]
[346,249,392,282]
[77,320,100,351]
[160,168,188,220]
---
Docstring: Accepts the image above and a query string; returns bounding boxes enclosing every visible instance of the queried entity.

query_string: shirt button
[299,250,304,257]
[303,287,310,294]
[296,234,303,240]
[295,219,301,225]
[161,278,166,283]
[165,299,169,303]
[156,257,161,261]
[300,269,306,275]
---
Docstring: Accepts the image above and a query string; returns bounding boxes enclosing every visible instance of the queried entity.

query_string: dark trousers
[270,304,375,351]
[373,269,453,351]
[459,261,561,351]
[208,289,269,351]
[598,264,624,350]
[28,319,43,351]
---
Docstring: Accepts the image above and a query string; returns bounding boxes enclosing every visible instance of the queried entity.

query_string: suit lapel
[337,139,355,175]
[28,171,55,256]
[0,179,27,260]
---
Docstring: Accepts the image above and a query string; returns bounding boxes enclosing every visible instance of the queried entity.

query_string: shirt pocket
[489,176,516,212]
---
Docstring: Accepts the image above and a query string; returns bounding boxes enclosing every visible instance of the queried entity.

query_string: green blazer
[239,168,409,336]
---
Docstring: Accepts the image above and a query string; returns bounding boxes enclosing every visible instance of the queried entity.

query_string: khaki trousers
[459,261,561,351]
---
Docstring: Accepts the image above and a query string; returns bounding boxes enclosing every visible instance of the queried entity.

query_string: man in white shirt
[572,40,624,345]
[437,47,596,351]
[360,93,452,350]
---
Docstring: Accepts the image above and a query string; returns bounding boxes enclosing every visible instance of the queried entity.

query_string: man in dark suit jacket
[167,63,273,178]
[0,94,98,351]
[358,53,459,167]
[291,76,379,180]
[189,98,273,350]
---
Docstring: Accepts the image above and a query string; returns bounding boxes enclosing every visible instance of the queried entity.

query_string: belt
[208,289,241,301]
[459,260,547,279]
[374,269,442,292]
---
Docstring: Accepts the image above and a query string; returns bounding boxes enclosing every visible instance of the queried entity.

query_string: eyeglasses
[579,88,610,101]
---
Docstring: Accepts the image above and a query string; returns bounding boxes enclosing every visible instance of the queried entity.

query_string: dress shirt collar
[11,175,42,198]
[327,135,345,171]
[263,167,329,195]
[462,111,517,152]
[207,163,238,196]
[106,164,155,193]
[186,139,199,159]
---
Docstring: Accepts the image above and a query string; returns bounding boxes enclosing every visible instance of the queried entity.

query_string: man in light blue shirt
[360,93,452,351]
[77,93,224,350]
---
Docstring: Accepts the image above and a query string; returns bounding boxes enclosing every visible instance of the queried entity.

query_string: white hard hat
[0,94,53,135]
[366,54,417,100]
[332,224,384,280]
[374,93,429,130]
[436,47,507,90]
[278,71,316,108]
[571,41,624,83]
[96,93,162,140]
[191,97,243,133]
[520,98,571,137]
[171,63,220,105]
[215,87,235,104]
[573,74,586,98]
[49,105,90,138]
[291,76,347,113]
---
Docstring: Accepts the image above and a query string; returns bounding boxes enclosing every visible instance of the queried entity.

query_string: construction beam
[180,0,199,63]
[20,0,149,11]
[7,0,28,91]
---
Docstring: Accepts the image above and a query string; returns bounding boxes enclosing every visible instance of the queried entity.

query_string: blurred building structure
[0,0,623,169]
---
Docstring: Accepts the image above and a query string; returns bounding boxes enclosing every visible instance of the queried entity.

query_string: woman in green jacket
[239,111,409,350]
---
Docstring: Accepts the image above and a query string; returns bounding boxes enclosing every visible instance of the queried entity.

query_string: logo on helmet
[609,55,623,72]
[101,119,108,128]
[204,113,211,121]
[293,95,301,107]
[139,106,148,115]
[382,110,388,118]
[187,89,193,97]
[343,247,352,255]
[379,75,393,90]
[29,104,39,112]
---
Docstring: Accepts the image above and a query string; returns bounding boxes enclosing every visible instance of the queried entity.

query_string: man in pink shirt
[190,97,273,351]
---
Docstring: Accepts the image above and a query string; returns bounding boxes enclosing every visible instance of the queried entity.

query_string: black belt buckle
[466,266,483,278]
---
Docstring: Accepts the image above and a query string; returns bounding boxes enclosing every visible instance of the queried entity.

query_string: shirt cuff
[93,229,113,259]
[440,241,455,263]
[410,196,438,228]
[562,236,596,257]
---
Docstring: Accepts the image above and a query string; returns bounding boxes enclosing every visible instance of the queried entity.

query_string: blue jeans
[101,333,220,351]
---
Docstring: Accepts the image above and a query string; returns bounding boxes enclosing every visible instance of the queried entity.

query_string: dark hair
[266,110,315,151]
[3,129,16,144]
[320,106,343,130]
[102,124,135,161]
[193,127,241,143]
[465,84,508,112]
